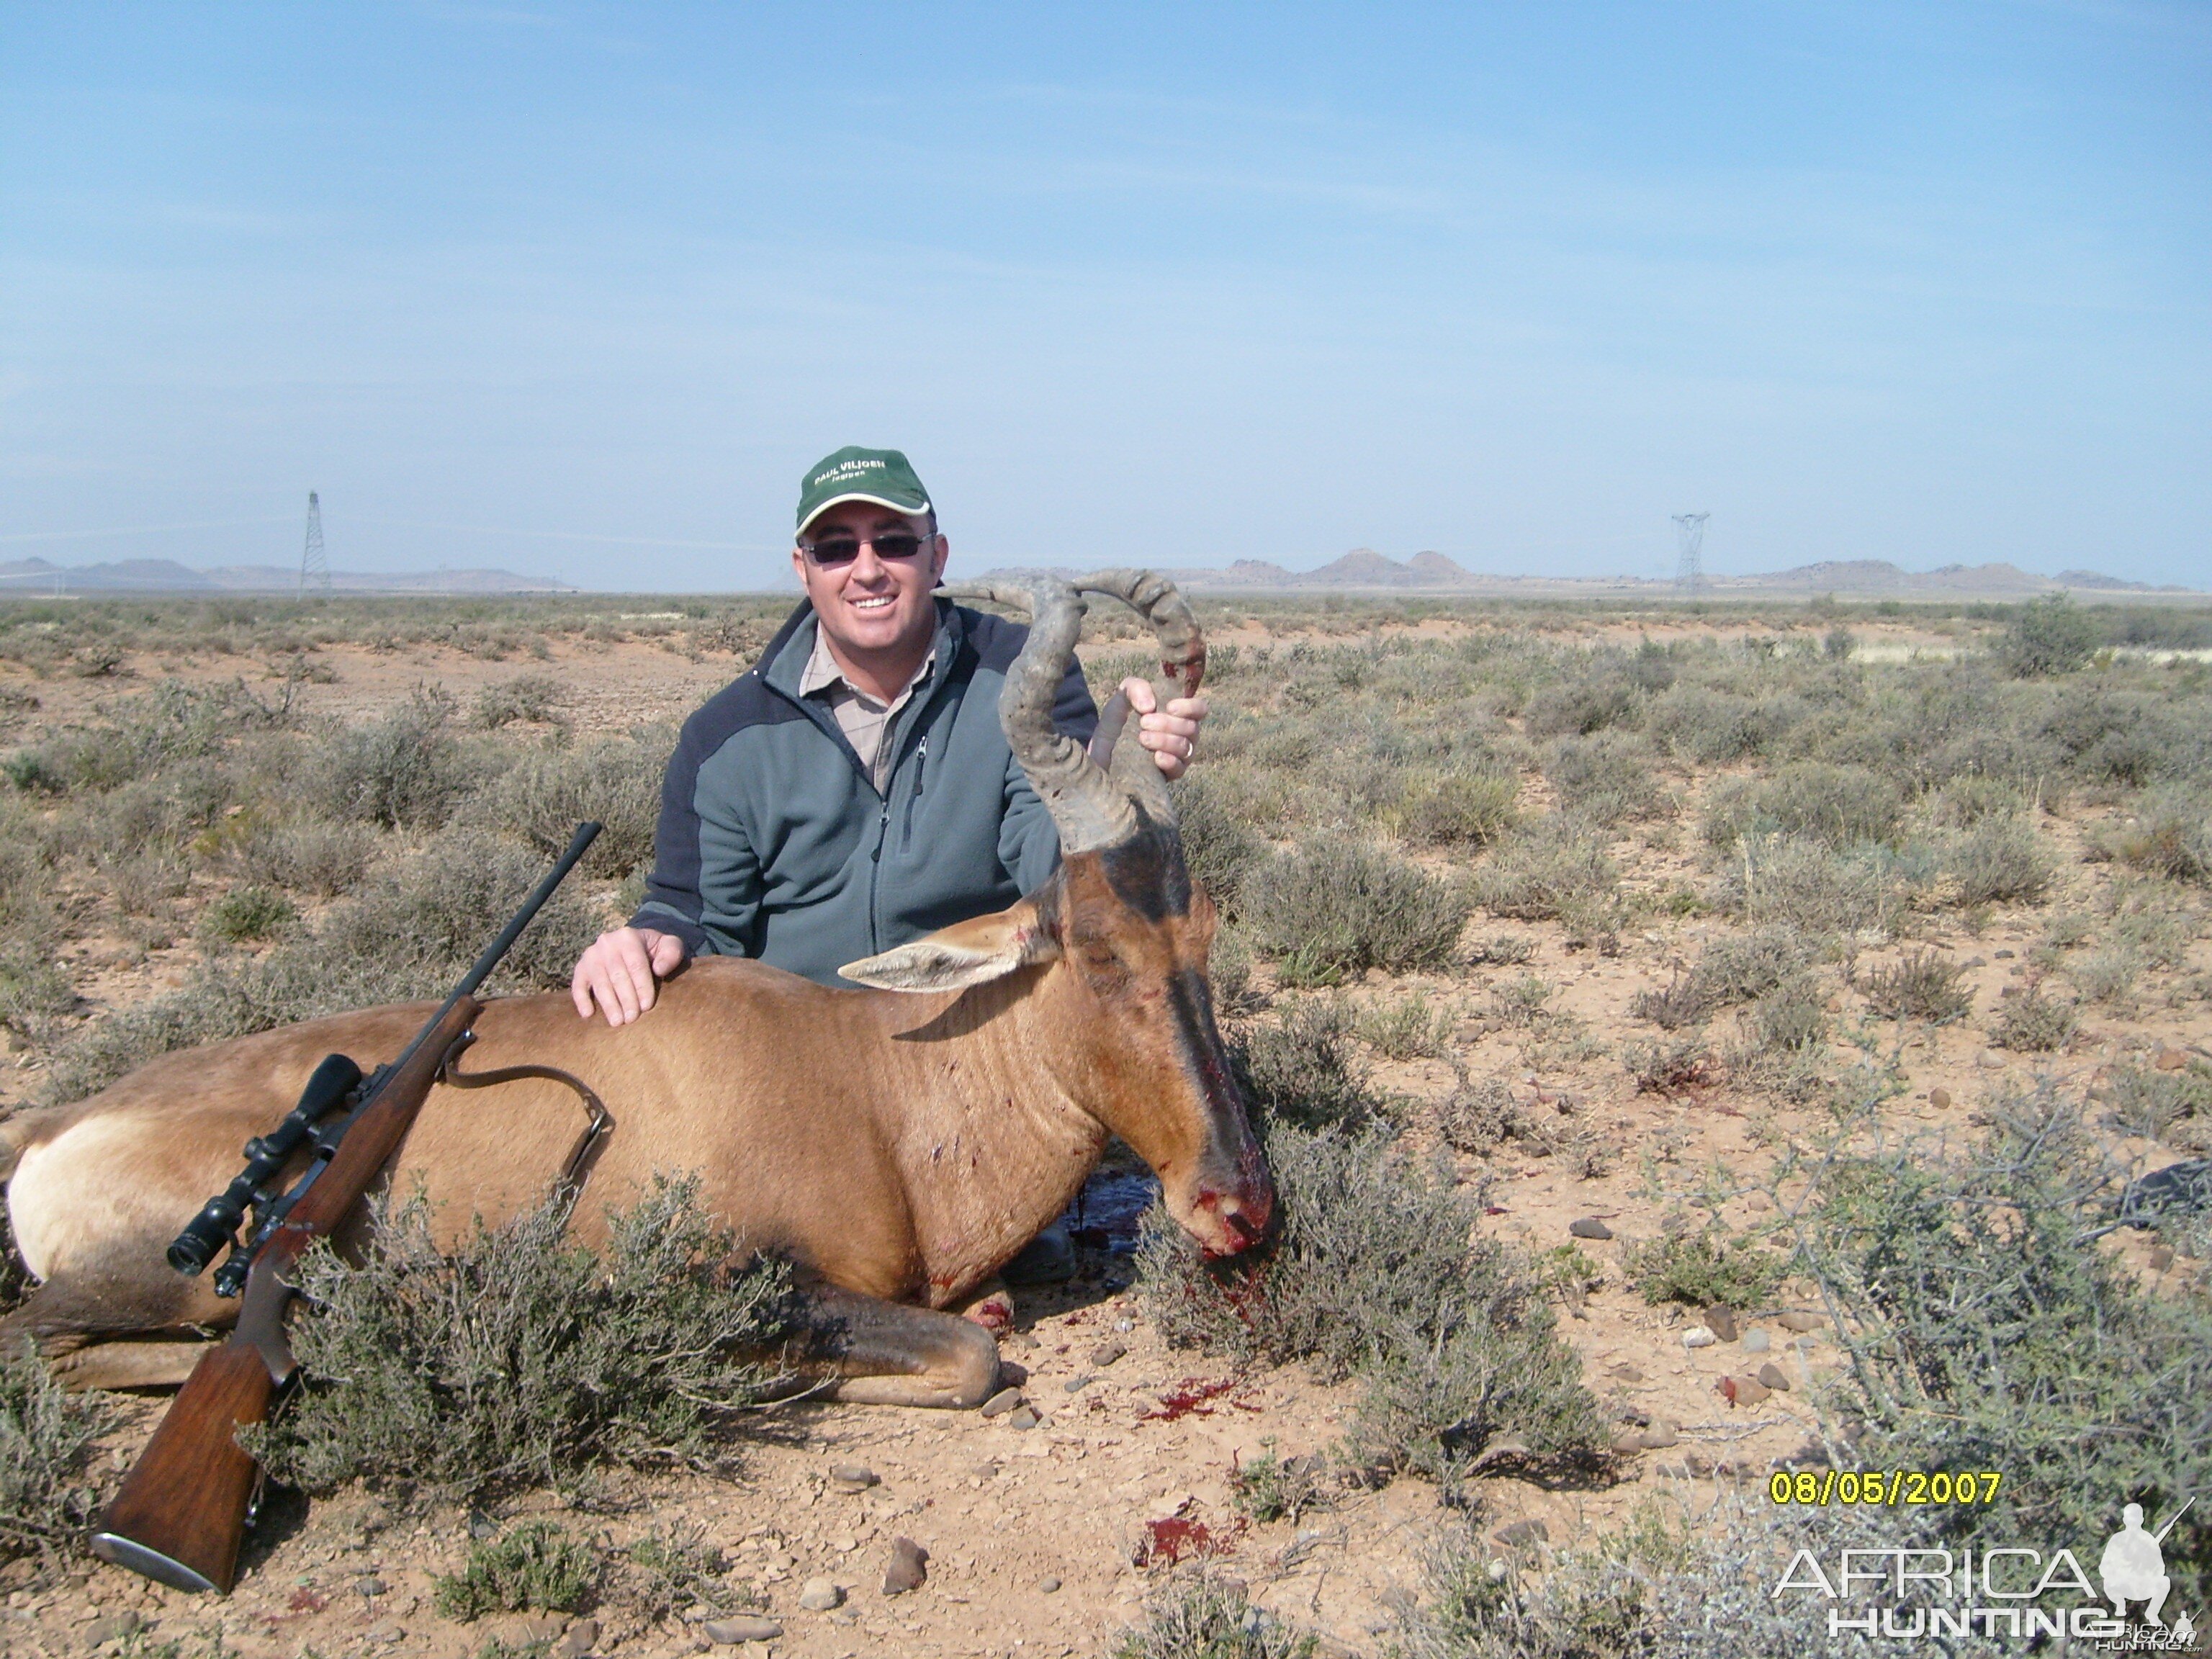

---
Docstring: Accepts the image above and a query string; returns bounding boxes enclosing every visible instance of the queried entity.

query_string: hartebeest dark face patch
[1099,822,1193,924]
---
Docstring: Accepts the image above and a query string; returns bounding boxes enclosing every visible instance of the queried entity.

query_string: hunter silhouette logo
[2102,1498,2193,1633]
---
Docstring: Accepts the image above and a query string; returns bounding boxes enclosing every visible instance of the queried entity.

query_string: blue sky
[2,3,2206,591]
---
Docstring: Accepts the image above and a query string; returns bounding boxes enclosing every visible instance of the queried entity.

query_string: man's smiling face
[791,500,950,670]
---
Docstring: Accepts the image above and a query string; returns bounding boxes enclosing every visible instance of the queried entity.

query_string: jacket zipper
[899,734,928,852]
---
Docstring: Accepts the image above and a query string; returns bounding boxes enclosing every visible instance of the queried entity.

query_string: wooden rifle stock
[90,994,477,1592]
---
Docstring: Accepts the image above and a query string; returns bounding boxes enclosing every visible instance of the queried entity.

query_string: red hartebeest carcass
[0,570,1271,1406]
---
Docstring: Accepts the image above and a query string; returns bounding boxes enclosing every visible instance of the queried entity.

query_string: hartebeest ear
[840,904,1061,992]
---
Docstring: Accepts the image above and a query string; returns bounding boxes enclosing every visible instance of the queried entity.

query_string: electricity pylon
[1673,513,1710,597]
[300,493,331,598]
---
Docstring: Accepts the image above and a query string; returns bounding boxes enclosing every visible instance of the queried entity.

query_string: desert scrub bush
[2,679,281,796]
[1521,661,1643,737]
[1713,833,1899,938]
[1435,1076,1601,1166]
[1930,772,2031,827]
[2069,943,2144,1007]
[1357,990,1452,1060]
[1988,986,2077,1052]
[1169,770,1267,910]
[1997,593,2100,677]
[2102,1059,2212,1151]
[311,684,470,830]
[471,673,569,729]
[1856,948,1971,1023]
[1206,922,1256,1013]
[1750,974,1829,1053]
[0,941,75,1039]
[0,1341,115,1560]
[1801,1088,2212,1599]
[1391,767,1519,848]
[1540,732,1669,825]
[197,883,297,944]
[1485,974,1552,1028]
[477,734,664,877]
[1622,1224,1786,1310]
[1109,1573,1316,1659]
[1703,762,1903,850]
[248,1177,797,1497]
[1138,1123,1602,1481]
[228,816,377,896]
[1623,1035,1722,1097]
[1466,932,1536,966]
[1938,814,2053,906]
[1229,1442,1330,1525]
[433,1519,598,1619]
[1394,1530,1653,1659]
[1244,837,1470,986]
[2116,783,2212,884]
[1629,925,1807,1030]
[1644,682,1798,763]
[1473,815,1618,926]
[1231,1000,1375,1130]
[42,827,601,1103]
[613,1522,730,1621]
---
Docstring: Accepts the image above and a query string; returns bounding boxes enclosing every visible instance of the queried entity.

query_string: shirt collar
[798,621,934,704]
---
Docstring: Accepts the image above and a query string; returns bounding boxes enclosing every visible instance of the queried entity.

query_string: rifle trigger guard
[436,1033,613,1203]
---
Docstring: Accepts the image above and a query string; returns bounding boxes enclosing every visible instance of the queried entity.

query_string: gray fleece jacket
[629,598,1097,987]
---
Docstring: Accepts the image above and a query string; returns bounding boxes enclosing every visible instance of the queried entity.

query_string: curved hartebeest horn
[940,568,1205,854]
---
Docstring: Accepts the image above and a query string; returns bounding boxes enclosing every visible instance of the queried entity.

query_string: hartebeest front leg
[794,1285,1003,1408]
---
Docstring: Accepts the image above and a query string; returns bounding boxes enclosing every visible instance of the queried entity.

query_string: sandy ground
[0,629,2204,1658]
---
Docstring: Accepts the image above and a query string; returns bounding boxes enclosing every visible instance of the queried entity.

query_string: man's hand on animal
[1121,675,1206,780]
[570,925,685,1026]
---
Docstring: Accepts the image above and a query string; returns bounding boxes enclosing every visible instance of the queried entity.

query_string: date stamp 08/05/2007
[1770,1470,2005,1506]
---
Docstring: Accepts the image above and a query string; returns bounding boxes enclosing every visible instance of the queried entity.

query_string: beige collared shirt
[799,624,934,794]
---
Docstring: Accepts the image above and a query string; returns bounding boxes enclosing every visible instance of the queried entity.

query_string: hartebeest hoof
[801,1287,1004,1409]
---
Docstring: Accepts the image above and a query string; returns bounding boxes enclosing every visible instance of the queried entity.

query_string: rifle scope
[166,1052,364,1277]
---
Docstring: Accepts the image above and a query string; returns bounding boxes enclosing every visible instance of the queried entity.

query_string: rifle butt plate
[88,1532,222,1594]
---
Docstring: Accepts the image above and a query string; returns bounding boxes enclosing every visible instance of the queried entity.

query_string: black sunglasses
[800,531,931,568]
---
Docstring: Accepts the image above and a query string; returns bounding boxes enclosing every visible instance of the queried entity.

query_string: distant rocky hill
[0,557,576,595]
[1102,552,2198,599]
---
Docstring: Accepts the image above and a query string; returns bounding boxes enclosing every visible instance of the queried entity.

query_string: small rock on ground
[1569,1217,1614,1240]
[1088,1341,1128,1367]
[979,1386,1023,1417]
[884,1536,930,1596]
[1758,1361,1792,1391]
[1701,1306,1740,1344]
[701,1616,784,1644]
[830,1463,879,1489]
[799,1578,844,1611]
[1777,1310,1825,1333]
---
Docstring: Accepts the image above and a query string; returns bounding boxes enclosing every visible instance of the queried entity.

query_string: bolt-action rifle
[90,821,601,1593]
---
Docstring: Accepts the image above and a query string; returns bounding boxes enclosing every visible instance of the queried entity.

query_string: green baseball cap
[796,446,932,534]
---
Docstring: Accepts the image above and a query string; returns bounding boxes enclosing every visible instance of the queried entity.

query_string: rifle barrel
[386,820,600,1079]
